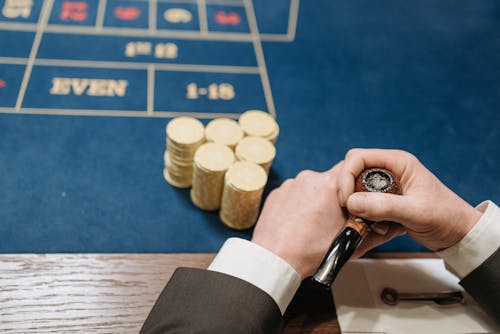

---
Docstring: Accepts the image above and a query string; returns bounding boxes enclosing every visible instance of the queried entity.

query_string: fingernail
[371,222,389,235]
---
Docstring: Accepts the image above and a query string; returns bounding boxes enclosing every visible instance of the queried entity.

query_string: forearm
[439,201,500,278]
[140,267,284,334]
[208,238,302,315]
[140,238,301,334]
[439,201,500,323]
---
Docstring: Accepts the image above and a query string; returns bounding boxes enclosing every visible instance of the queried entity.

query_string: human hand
[251,163,347,280]
[337,149,482,252]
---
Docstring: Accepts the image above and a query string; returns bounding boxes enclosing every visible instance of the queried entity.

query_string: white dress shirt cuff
[208,238,302,315]
[439,201,500,279]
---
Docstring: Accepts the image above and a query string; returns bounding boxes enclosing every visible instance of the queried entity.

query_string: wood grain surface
[0,254,214,333]
[0,253,433,333]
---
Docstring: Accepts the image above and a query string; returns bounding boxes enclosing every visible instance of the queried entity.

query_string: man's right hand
[337,149,483,252]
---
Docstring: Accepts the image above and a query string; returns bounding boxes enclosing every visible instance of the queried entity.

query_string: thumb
[347,192,415,225]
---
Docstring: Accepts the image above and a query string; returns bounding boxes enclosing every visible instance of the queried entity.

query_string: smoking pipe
[312,168,401,289]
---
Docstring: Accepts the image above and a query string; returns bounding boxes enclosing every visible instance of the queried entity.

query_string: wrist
[458,206,482,241]
[251,238,308,280]
[442,206,482,250]
[209,238,302,314]
[438,200,499,279]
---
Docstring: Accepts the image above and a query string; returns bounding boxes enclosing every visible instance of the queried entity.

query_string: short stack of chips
[164,117,205,188]
[164,111,278,230]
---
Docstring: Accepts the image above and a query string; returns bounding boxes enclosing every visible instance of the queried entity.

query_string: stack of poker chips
[219,161,268,230]
[238,110,279,144]
[163,112,277,230]
[191,142,235,211]
[164,117,205,188]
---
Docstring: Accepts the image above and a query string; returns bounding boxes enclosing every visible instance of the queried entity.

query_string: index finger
[337,148,413,206]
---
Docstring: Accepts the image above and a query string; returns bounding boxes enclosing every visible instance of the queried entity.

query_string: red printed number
[0,80,6,89]
[114,6,141,20]
[215,11,241,25]
[60,1,88,22]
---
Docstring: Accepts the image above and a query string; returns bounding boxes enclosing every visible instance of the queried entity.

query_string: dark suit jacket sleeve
[140,267,283,334]
[460,247,500,324]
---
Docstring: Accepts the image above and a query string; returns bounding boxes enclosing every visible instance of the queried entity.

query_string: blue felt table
[0,0,498,253]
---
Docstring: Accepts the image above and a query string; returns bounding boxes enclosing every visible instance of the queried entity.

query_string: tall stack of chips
[205,118,244,150]
[219,161,268,230]
[235,136,276,174]
[239,110,279,144]
[164,117,205,188]
[191,142,235,211]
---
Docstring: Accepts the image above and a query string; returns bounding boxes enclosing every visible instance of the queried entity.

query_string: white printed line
[206,0,243,4]
[0,22,292,41]
[149,0,157,32]
[243,0,276,117]
[0,107,241,120]
[140,0,244,4]
[15,0,54,112]
[197,0,209,34]
[153,111,241,119]
[261,33,293,42]
[44,24,251,40]
[0,23,294,42]
[127,0,244,4]
[287,0,300,40]
[147,65,155,115]
[23,58,260,74]
[0,57,28,65]
[0,22,38,31]
[96,0,107,30]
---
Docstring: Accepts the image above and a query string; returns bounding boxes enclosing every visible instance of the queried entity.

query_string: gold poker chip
[239,110,279,143]
[224,161,268,192]
[166,117,205,146]
[194,142,236,172]
[205,118,244,149]
[235,136,276,173]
